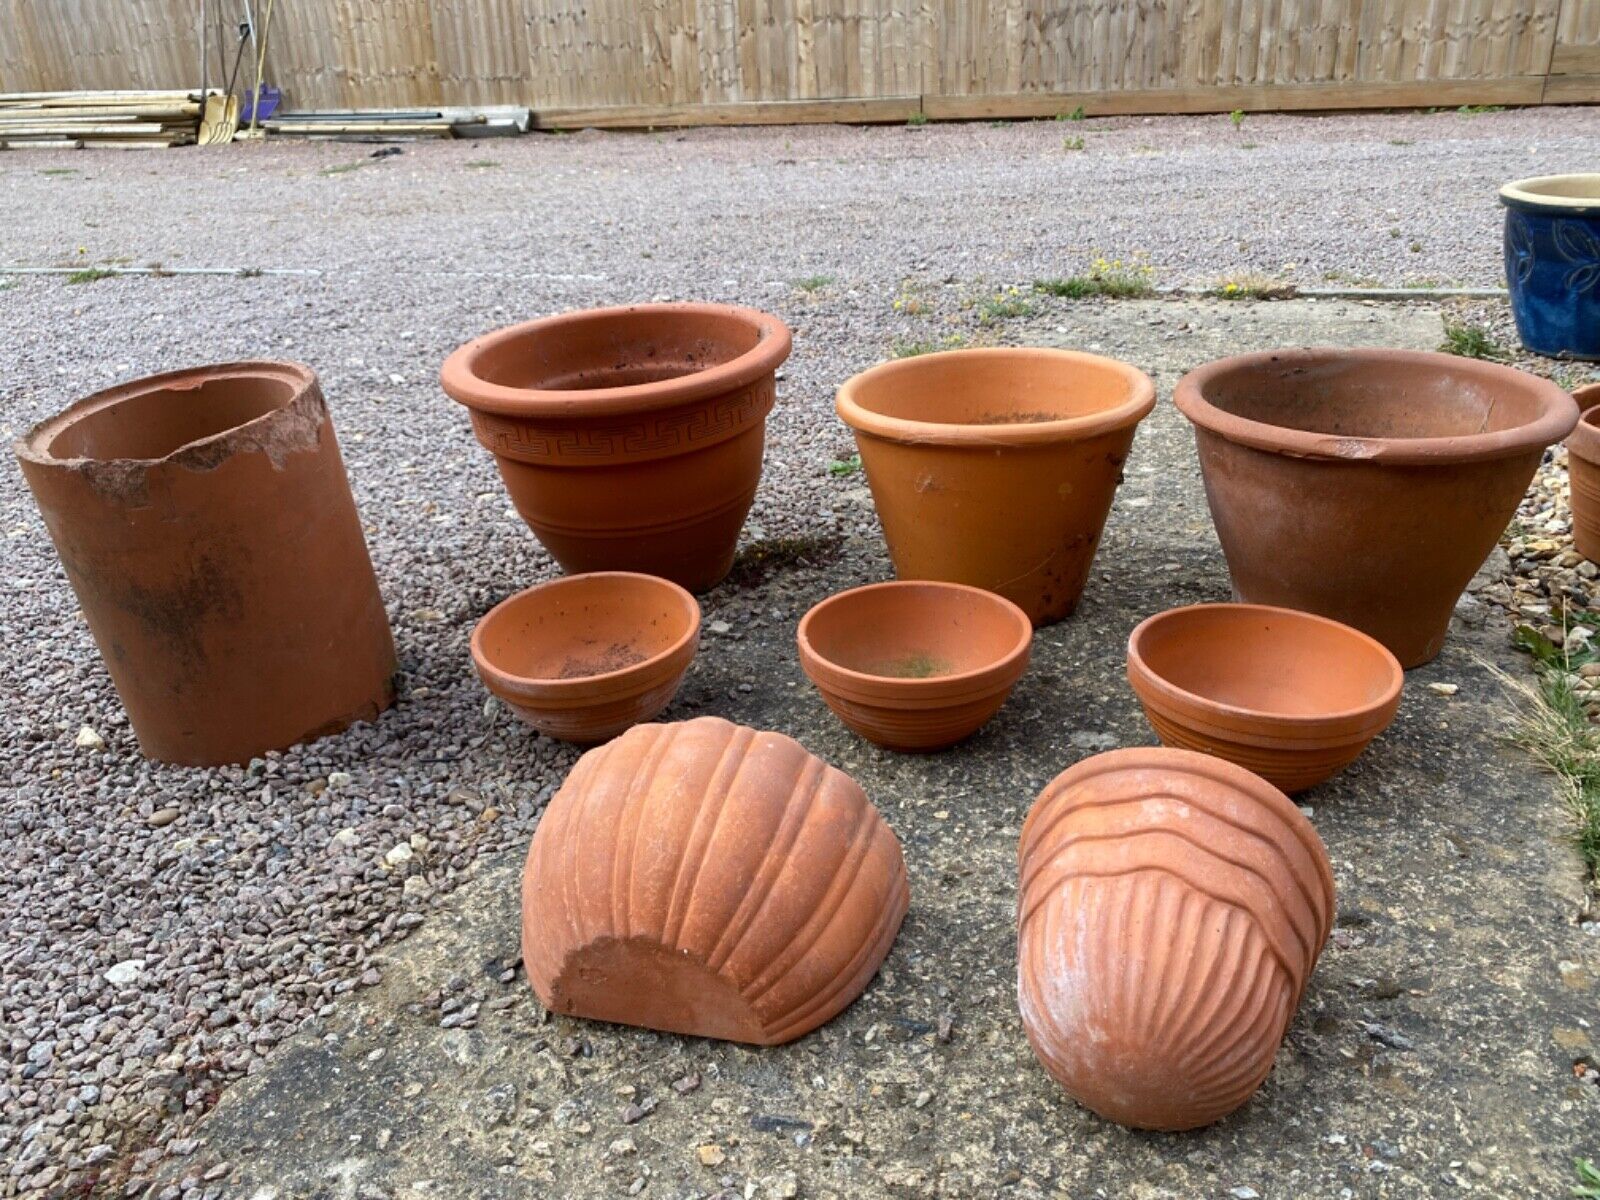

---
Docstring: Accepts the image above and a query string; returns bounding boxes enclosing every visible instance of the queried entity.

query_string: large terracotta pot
[1018,748,1335,1131]
[835,348,1155,626]
[442,303,792,593]
[14,362,395,766]
[1175,348,1578,667]
[1565,383,1600,563]
[1500,174,1600,361]
[522,716,909,1045]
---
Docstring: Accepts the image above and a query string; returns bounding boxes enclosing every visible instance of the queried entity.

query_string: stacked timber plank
[0,91,204,149]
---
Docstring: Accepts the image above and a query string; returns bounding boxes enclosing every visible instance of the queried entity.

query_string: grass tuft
[1439,317,1506,361]
[1033,253,1156,300]
[793,274,834,293]
[723,534,842,589]
[1457,104,1505,116]
[65,267,115,284]
[891,333,969,358]
[1061,134,1085,151]
[1056,105,1086,121]
[906,112,929,127]
[1503,616,1600,883]
[827,453,861,478]
[1574,1158,1600,1198]
[1229,108,1246,128]
[465,159,501,169]
[1211,273,1297,300]
[975,287,1036,324]
[320,161,366,176]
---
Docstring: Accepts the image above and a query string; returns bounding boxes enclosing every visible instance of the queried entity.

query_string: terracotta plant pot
[470,569,704,742]
[835,348,1155,626]
[1500,174,1600,361]
[1127,603,1403,793]
[470,571,699,744]
[14,361,395,766]
[1175,348,1578,667]
[796,580,1032,752]
[1565,383,1600,563]
[1018,748,1335,1131]
[442,303,792,593]
[522,716,910,1045]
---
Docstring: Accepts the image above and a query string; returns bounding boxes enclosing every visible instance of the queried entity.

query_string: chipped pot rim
[796,579,1033,702]
[1498,173,1600,213]
[440,302,793,419]
[835,347,1156,448]
[469,571,701,703]
[14,360,319,470]
[1174,347,1579,465]
[1127,603,1404,740]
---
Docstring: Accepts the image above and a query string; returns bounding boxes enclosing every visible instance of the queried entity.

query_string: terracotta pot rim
[14,360,317,468]
[1499,173,1600,212]
[440,303,793,419]
[1174,347,1579,465]
[1019,746,1336,919]
[470,571,700,703]
[796,580,1033,700]
[835,347,1156,447]
[1127,603,1404,737]
[1565,385,1600,463]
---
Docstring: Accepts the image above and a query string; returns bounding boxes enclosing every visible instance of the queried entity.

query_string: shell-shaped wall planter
[522,716,910,1045]
[1017,748,1335,1131]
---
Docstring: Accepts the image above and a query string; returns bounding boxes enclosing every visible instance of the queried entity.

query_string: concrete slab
[172,301,1599,1200]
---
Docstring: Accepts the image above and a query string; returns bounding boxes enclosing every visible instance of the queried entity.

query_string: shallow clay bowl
[471,572,700,744]
[1127,603,1403,793]
[797,581,1032,752]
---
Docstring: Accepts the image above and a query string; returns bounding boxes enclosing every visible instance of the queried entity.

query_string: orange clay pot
[796,580,1032,752]
[835,348,1155,626]
[1565,383,1600,563]
[470,572,699,744]
[442,304,792,593]
[522,716,910,1045]
[1175,348,1578,667]
[1018,748,1335,1131]
[14,361,395,766]
[1127,603,1403,794]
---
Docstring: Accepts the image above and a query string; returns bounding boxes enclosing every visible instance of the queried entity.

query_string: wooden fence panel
[0,0,1594,120]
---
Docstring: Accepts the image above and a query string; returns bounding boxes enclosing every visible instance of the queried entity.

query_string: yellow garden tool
[198,3,250,145]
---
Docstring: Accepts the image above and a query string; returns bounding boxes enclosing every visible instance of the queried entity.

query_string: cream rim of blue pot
[1498,173,1600,212]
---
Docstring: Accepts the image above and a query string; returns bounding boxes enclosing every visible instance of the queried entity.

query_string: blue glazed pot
[1500,174,1600,361]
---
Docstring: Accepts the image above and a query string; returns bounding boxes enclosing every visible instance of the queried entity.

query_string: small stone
[1229,1189,1260,1200]
[384,843,414,868]
[609,1136,637,1156]
[671,1072,701,1095]
[709,620,732,635]
[331,828,360,851]
[697,1144,726,1167]
[105,959,144,986]
[359,968,382,987]
[147,808,180,828]
[620,1098,655,1124]
[328,771,353,788]
[202,1163,230,1182]
[75,725,105,750]
[1068,730,1119,752]
[1426,683,1458,696]
[768,1173,799,1199]
[936,1014,954,1043]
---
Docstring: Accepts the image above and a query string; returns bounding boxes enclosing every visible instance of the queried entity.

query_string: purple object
[241,85,280,124]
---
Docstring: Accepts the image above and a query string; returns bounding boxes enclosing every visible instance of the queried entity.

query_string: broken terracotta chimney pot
[14,361,396,766]
[522,716,910,1045]
[1175,348,1578,667]
[442,303,792,593]
[1018,748,1335,1131]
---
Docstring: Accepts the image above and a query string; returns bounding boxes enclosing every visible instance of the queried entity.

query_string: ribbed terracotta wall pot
[1018,748,1335,1131]
[1175,348,1578,667]
[1566,383,1600,563]
[442,304,792,593]
[836,348,1155,626]
[14,362,396,766]
[522,716,910,1045]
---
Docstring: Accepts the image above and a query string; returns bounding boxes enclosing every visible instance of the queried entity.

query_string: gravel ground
[0,109,1597,1198]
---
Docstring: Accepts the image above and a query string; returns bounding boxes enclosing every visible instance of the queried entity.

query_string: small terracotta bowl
[471,572,700,744]
[1127,603,1403,793]
[797,581,1032,752]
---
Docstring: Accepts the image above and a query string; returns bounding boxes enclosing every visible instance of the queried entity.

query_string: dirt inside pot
[47,374,296,461]
[471,307,765,393]
[803,584,1025,680]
